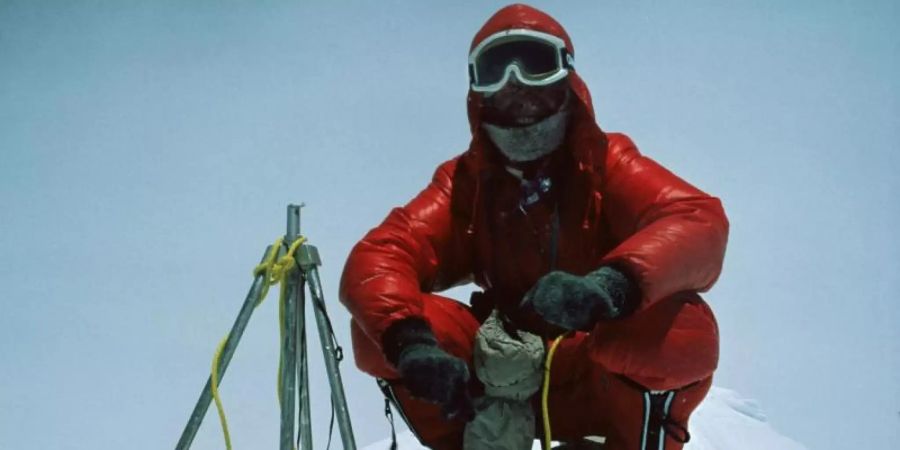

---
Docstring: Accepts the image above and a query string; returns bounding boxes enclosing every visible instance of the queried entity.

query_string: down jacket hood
[461,4,610,235]
[466,4,603,146]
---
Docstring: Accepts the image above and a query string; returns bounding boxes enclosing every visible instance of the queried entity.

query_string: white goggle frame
[468,28,574,94]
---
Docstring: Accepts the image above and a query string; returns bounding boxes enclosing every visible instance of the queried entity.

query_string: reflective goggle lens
[473,38,561,86]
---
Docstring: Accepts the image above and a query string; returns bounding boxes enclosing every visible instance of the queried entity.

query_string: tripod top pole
[286,203,305,243]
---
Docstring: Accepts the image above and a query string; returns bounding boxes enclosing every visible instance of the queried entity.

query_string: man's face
[479,78,569,128]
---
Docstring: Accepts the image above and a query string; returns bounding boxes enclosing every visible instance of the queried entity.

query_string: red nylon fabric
[376,291,717,450]
[338,2,729,388]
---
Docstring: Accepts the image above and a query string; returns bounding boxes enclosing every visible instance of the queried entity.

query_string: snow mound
[363,387,806,450]
[685,387,805,450]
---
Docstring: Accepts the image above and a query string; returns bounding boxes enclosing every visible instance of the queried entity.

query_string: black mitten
[521,266,640,331]
[382,317,474,421]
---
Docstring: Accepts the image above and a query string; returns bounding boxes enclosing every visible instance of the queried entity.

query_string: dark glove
[382,317,474,421]
[521,266,640,331]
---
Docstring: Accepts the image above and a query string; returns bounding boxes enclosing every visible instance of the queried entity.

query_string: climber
[340,4,729,449]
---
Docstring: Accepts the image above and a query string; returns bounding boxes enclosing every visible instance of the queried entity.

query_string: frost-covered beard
[481,105,570,163]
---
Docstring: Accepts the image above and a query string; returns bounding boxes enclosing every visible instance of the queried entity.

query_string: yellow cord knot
[212,235,307,450]
[252,236,307,306]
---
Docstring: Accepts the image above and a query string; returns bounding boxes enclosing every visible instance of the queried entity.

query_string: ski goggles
[468,29,574,94]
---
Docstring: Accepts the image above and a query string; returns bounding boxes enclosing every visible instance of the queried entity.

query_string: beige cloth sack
[464,310,545,450]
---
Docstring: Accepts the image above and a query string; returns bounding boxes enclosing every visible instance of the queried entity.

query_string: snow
[362,387,807,450]
[681,387,806,450]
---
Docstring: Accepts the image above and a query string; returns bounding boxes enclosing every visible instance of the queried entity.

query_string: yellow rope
[211,336,232,450]
[209,236,307,450]
[542,332,571,450]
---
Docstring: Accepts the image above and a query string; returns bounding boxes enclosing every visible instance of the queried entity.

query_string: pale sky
[1,1,897,449]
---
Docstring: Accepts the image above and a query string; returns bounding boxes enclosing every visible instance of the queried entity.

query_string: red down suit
[339,4,729,450]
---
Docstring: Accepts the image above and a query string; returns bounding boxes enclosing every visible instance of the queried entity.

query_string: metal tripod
[176,204,356,450]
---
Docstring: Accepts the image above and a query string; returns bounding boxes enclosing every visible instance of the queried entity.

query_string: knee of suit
[419,292,482,362]
[609,374,713,450]
[586,291,720,391]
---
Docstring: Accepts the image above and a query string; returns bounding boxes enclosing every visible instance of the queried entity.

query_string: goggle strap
[560,48,574,69]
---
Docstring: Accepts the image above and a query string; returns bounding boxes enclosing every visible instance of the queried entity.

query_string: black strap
[616,375,696,446]
[664,417,691,444]
[303,276,345,450]
[309,279,344,363]
[324,397,337,450]
[377,379,401,450]
[384,398,397,450]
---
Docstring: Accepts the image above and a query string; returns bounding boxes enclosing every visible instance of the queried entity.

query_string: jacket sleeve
[598,133,729,310]
[339,158,472,348]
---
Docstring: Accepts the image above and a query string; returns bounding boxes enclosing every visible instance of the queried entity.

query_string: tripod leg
[279,258,301,449]
[281,204,304,450]
[307,265,358,450]
[297,278,314,450]
[176,246,273,450]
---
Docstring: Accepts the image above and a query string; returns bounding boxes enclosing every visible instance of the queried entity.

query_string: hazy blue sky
[1,1,897,449]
